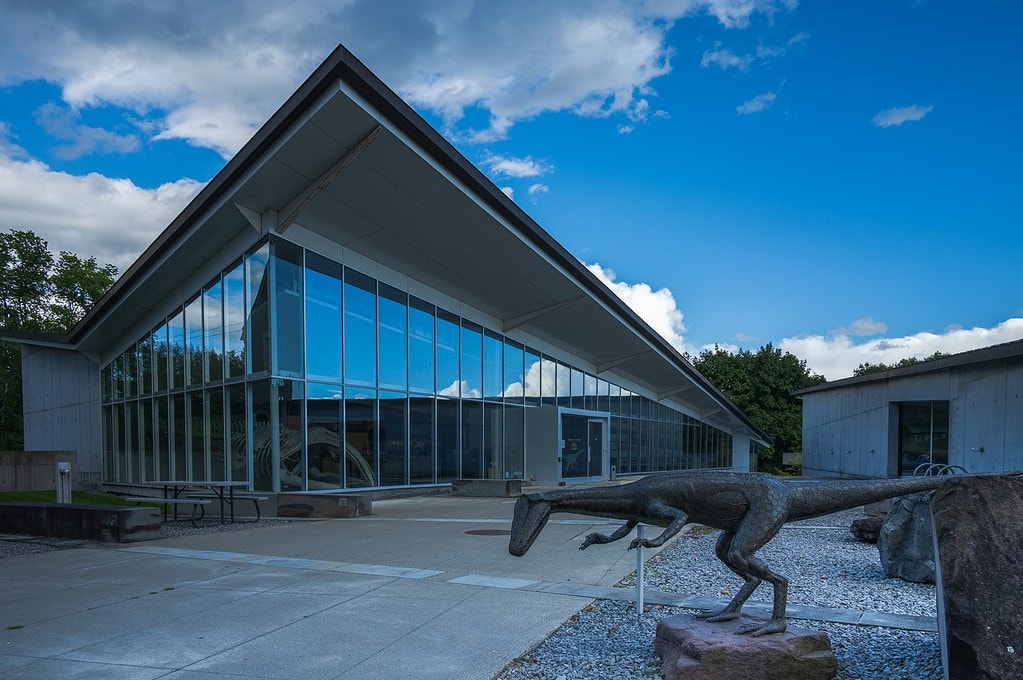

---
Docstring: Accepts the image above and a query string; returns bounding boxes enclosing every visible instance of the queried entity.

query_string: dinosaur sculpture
[508,471,980,636]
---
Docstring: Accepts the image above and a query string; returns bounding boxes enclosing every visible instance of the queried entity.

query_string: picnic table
[137,480,255,524]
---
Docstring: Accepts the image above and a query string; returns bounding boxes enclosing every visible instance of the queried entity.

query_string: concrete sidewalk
[0,495,656,679]
[0,495,936,679]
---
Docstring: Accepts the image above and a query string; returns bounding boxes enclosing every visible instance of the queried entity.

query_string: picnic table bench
[185,492,269,521]
[123,496,210,527]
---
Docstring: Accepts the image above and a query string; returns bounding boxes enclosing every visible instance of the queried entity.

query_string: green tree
[0,229,118,449]
[693,343,826,472]
[852,351,948,377]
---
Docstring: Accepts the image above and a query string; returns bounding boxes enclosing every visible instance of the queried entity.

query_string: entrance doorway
[560,412,607,482]
[898,401,949,475]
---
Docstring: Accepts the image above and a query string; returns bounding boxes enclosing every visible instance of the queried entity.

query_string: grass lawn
[0,490,139,505]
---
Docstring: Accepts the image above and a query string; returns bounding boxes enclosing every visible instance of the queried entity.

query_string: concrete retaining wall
[0,502,161,542]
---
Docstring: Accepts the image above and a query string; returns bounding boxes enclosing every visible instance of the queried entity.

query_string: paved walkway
[0,495,934,679]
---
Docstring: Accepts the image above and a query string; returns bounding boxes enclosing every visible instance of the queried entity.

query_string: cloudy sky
[1,0,1021,380]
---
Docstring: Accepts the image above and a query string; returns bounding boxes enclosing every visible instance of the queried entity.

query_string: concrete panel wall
[524,406,558,486]
[0,451,75,492]
[20,346,102,486]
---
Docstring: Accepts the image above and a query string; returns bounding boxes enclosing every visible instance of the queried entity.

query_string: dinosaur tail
[784,476,950,521]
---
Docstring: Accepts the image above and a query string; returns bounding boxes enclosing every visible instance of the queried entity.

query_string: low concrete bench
[0,502,161,542]
[185,492,269,521]
[451,479,522,497]
[276,493,371,518]
[124,496,210,526]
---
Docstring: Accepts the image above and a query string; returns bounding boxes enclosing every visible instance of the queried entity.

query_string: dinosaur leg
[729,551,788,636]
[628,505,688,549]
[580,520,638,550]
[694,530,762,623]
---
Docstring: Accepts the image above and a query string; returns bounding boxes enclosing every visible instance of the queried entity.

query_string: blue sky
[1,1,1020,379]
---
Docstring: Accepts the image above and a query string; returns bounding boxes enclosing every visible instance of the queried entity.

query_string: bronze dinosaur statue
[508,470,992,636]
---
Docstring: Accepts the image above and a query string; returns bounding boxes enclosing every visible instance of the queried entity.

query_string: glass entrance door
[898,401,949,475]
[560,413,606,481]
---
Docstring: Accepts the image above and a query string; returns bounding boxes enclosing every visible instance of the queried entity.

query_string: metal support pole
[55,462,72,504]
[636,524,645,617]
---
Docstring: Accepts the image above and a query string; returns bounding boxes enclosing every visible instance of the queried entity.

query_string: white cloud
[701,48,754,71]
[587,263,692,355]
[872,104,933,129]
[0,148,201,270]
[736,91,776,114]
[527,183,549,200]
[830,317,887,337]
[499,186,514,199]
[0,1,795,154]
[35,103,140,159]
[780,318,1023,380]
[483,154,553,179]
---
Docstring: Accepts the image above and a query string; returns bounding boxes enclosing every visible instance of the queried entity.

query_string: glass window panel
[305,253,343,381]
[379,390,408,486]
[609,416,620,473]
[279,380,304,491]
[184,295,204,387]
[409,396,435,484]
[125,347,138,399]
[172,393,186,480]
[207,387,225,481]
[503,341,524,403]
[155,395,170,480]
[379,284,408,391]
[597,379,609,413]
[250,380,272,491]
[483,331,503,400]
[153,324,168,393]
[204,280,224,383]
[103,404,114,480]
[436,398,459,482]
[436,310,459,397]
[584,374,597,411]
[140,336,153,396]
[571,368,585,409]
[556,362,571,406]
[227,383,248,483]
[306,382,343,490]
[273,240,304,377]
[523,348,541,406]
[101,364,112,404]
[541,356,558,406]
[224,261,246,378]
[409,297,435,394]
[140,399,154,481]
[344,268,377,386]
[505,404,524,479]
[345,387,377,488]
[125,401,138,482]
[460,322,483,399]
[461,400,483,478]
[483,402,503,479]
[188,390,206,480]
[246,243,271,374]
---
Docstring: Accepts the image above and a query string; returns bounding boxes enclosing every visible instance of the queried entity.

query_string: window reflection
[437,398,459,482]
[409,297,435,394]
[503,341,524,402]
[306,382,343,489]
[379,391,408,485]
[483,331,503,399]
[204,280,224,383]
[461,400,482,478]
[305,254,342,381]
[224,261,246,378]
[344,269,377,386]
[246,244,270,374]
[345,387,377,487]
[379,285,408,391]
[460,322,483,398]
[409,396,435,484]
[185,296,204,387]
[207,386,225,480]
[273,240,304,377]
[278,380,304,491]
[436,310,459,397]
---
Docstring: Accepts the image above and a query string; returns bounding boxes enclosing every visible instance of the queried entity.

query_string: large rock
[878,491,935,583]
[931,475,1023,680]
[849,499,892,543]
[655,614,837,680]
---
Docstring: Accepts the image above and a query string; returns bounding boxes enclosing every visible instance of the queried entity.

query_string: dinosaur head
[509,493,552,556]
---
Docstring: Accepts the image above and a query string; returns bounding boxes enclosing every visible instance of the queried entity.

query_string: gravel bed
[497,510,942,680]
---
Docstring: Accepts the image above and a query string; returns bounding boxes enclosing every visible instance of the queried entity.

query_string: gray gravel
[497,509,942,680]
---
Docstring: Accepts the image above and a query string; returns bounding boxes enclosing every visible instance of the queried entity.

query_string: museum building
[6,45,769,494]
[795,339,1023,479]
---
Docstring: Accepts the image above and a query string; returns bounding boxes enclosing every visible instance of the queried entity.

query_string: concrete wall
[20,345,102,486]
[0,451,75,492]
[801,357,1023,478]
[524,406,559,486]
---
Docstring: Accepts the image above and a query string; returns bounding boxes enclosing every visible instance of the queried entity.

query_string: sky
[1,0,1021,380]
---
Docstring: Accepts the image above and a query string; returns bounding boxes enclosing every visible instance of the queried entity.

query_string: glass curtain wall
[101,235,735,491]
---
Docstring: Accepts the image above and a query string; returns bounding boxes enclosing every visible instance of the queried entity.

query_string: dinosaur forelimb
[627,514,688,550]
[580,520,637,550]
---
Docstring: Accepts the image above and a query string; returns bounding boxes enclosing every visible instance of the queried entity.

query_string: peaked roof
[6,45,770,444]
[794,337,1023,396]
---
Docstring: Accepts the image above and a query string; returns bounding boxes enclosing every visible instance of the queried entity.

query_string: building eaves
[0,328,74,350]
[793,337,1023,397]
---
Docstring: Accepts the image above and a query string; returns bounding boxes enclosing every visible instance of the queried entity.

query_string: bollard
[56,462,72,504]
[636,524,645,617]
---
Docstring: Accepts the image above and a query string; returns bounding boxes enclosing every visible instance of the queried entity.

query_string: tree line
[0,229,118,449]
